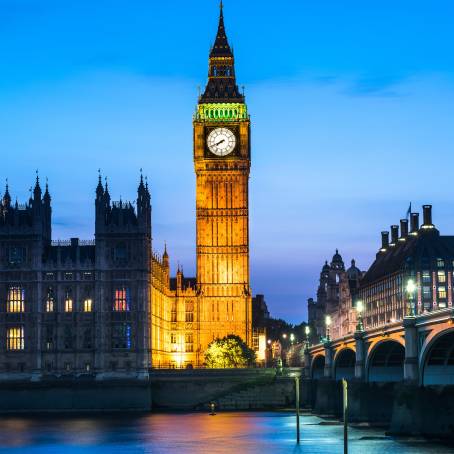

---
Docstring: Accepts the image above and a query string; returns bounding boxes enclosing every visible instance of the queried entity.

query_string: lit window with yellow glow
[185,333,194,352]
[185,301,194,323]
[438,287,447,299]
[64,290,73,312]
[113,287,130,311]
[7,286,24,313]
[45,287,54,312]
[7,326,24,351]
[83,299,93,312]
[437,271,446,284]
[171,333,177,352]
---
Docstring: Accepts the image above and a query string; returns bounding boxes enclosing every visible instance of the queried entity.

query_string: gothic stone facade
[307,250,363,342]
[0,5,252,378]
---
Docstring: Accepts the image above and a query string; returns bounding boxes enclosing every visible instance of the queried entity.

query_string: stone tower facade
[193,4,252,349]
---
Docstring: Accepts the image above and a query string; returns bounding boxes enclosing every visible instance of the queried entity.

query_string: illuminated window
[113,287,130,311]
[45,326,53,350]
[64,290,73,312]
[438,287,447,299]
[437,271,446,284]
[83,298,93,312]
[111,323,131,349]
[45,287,54,312]
[7,326,24,351]
[422,271,431,284]
[7,286,24,313]
[185,333,193,352]
[185,301,194,323]
[423,286,431,299]
[171,333,177,344]
[437,258,445,268]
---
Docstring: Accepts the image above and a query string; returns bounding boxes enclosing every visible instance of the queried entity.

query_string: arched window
[7,286,25,313]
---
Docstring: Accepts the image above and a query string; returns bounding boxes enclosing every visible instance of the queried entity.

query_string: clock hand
[215,139,225,146]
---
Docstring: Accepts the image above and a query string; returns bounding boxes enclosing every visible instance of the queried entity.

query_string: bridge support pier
[403,317,419,382]
[354,331,366,380]
[324,342,334,379]
[303,349,311,379]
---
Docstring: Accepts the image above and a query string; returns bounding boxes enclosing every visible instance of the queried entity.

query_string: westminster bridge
[304,307,454,385]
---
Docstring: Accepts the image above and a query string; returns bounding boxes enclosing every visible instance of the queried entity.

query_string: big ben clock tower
[194,2,252,351]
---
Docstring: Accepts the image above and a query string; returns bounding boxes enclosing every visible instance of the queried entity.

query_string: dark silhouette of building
[0,175,151,379]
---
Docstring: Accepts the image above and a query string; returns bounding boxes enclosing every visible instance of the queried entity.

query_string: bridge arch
[334,348,356,380]
[367,340,405,382]
[421,328,454,385]
[311,354,325,379]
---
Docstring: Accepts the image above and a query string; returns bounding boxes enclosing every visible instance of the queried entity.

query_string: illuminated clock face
[207,128,236,156]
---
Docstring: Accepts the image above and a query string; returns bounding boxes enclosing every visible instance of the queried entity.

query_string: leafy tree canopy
[205,335,256,368]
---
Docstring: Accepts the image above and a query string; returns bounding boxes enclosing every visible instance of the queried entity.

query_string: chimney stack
[381,231,389,251]
[400,219,409,240]
[390,225,399,245]
[422,204,434,229]
[410,213,419,236]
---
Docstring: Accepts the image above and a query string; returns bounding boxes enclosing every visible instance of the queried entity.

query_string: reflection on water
[0,412,452,454]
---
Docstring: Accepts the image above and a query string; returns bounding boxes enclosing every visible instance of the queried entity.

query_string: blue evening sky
[1,0,454,323]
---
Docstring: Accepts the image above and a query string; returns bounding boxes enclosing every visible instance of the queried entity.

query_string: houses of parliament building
[0,5,253,378]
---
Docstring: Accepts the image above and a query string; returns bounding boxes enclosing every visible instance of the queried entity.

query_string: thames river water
[0,412,452,454]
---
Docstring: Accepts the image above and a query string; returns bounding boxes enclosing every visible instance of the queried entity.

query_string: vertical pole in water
[342,379,348,454]
[295,375,300,444]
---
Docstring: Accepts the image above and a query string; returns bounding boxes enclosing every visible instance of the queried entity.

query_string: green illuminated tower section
[193,3,252,351]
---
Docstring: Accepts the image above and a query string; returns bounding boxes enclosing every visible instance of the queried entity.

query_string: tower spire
[200,1,244,103]
[34,170,42,200]
[3,179,11,207]
[43,177,51,203]
[96,169,104,198]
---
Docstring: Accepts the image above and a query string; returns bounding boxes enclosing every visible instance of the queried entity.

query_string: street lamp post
[325,315,332,342]
[406,278,417,317]
[304,325,311,351]
[355,300,364,332]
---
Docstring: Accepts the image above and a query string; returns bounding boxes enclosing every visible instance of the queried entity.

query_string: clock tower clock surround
[193,3,252,351]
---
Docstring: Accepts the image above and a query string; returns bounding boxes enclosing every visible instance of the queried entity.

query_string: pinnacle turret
[3,180,11,207]
[96,170,104,198]
[43,178,51,204]
[33,172,42,200]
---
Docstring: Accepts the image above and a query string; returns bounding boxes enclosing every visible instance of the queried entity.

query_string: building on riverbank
[307,251,363,342]
[0,4,254,378]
